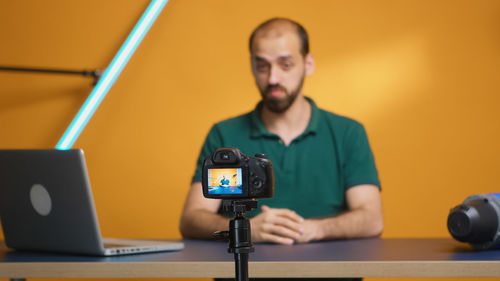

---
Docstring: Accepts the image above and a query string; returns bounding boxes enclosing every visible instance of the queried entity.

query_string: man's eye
[281,61,293,70]
[256,63,270,72]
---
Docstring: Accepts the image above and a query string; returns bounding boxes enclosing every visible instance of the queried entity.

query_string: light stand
[0,66,102,85]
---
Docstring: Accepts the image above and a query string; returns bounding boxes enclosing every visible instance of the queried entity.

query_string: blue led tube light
[56,0,168,150]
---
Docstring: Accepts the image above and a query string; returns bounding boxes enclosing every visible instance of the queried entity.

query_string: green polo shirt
[192,97,380,219]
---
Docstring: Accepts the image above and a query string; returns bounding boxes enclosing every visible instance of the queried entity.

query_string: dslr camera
[202,148,274,199]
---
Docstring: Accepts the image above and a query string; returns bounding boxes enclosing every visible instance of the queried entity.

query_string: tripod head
[213,200,257,254]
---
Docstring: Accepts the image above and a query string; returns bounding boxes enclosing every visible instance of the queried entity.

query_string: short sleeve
[191,125,224,183]
[342,122,381,189]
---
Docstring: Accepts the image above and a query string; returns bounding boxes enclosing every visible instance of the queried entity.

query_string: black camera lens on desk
[447,193,500,250]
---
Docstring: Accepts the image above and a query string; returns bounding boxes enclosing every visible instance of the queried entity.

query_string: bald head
[249,18,309,57]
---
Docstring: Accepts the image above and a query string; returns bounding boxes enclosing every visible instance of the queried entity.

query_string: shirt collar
[250,96,320,139]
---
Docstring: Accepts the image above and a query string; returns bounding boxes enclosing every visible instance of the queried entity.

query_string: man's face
[251,29,312,113]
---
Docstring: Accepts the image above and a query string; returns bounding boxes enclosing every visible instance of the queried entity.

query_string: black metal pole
[0,66,100,77]
[0,66,101,85]
[235,252,249,281]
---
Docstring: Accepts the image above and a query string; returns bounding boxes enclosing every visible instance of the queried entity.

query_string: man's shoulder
[318,107,364,131]
[212,110,254,132]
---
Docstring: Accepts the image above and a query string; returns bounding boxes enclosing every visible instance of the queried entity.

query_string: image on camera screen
[207,168,243,195]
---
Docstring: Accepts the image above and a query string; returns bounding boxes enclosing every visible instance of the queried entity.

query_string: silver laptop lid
[0,149,106,255]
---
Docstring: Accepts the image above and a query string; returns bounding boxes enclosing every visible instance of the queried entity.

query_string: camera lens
[447,199,498,243]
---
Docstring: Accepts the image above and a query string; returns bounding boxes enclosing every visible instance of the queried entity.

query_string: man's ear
[305,53,315,76]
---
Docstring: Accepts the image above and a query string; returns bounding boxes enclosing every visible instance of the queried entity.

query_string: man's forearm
[180,209,230,239]
[314,208,383,240]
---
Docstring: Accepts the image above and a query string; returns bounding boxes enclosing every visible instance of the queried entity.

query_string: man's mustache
[265,85,287,94]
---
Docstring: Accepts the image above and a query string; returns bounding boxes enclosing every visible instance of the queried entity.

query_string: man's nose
[268,65,281,85]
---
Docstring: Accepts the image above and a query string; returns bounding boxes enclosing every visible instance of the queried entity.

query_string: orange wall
[1,1,500,281]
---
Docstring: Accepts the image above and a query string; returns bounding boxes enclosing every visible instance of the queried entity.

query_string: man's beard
[259,77,305,114]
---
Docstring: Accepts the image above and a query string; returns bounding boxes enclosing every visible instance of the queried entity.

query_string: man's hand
[295,219,323,243]
[250,185,383,244]
[250,205,304,244]
[296,185,383,242]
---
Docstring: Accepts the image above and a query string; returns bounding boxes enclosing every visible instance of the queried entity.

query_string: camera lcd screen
[207,168,243,195]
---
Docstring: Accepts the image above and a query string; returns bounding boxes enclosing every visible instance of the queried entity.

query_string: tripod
[213,199,258,281]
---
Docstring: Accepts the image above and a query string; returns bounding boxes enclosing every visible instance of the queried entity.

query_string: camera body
[202,148,274,199]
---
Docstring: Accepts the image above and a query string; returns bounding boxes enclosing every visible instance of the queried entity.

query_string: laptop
[0,149,184,256]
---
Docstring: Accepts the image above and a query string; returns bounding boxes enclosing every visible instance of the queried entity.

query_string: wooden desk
[0,238,499,278]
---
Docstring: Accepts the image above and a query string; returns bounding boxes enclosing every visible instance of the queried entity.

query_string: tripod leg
[234,252,249,281]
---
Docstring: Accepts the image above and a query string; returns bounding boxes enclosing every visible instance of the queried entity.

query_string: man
[219,175,230,187]
[180,18,382,246]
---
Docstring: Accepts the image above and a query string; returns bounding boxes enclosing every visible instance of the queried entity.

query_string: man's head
[249,18,314,113]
